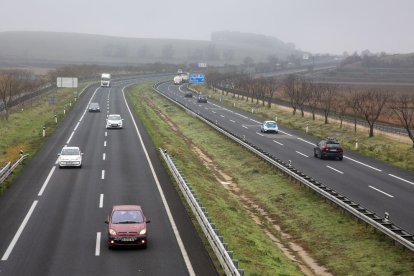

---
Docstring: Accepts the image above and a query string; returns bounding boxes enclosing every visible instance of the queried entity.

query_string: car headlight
[109,229,116,235]
[139,229,146,235]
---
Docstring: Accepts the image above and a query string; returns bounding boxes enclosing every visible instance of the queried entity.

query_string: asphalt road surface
[158,81,414,234]
[0,77,217,276]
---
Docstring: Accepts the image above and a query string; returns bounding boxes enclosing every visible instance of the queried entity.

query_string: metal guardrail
[152,81,414,253]
[159,149,244,276]
[0,155,28,185]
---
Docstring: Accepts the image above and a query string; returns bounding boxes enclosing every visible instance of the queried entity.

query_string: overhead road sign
[189,74,205,83]
[57,77,78,88]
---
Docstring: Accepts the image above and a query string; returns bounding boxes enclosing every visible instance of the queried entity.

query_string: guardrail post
[42,126,46,137]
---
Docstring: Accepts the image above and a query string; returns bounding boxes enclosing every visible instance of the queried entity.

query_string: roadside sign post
[189,74,205,84]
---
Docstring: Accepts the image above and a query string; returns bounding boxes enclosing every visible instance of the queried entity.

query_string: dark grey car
[88,102,100,112]
[197,95,207,103]
[314,138,343,160]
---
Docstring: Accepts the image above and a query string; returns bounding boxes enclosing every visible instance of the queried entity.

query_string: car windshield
[266,122,277,127]
[108,115,121,120]
[61,148,80,155]
[111,210,144,224]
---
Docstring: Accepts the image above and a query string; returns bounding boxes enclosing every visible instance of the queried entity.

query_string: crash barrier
[153,81,414,253]
[160,149,244,276]
[0,155,28,186]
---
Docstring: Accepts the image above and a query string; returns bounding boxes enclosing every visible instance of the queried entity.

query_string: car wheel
[338,156,343,161]
[314,150,318,158]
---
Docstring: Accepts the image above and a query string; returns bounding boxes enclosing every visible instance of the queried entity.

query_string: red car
[105,205,150,249]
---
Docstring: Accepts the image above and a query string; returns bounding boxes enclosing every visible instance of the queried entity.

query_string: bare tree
[297,77,312,117]
[357,89,390,137]
[306,82,322,120]
[264,77,280,108]
[283,74,299,115]
[318,83,338,124]
[0,71,20,120]
[335,91,348,128]
[346,88,362,132]
[389,93,414,147]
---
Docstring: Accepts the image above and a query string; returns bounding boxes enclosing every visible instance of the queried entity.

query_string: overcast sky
[1,0,413,55]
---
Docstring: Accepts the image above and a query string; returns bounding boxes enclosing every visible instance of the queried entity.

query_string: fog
[0,0,413,55]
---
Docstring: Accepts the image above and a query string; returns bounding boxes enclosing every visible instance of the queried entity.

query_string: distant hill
[0,31,302,68]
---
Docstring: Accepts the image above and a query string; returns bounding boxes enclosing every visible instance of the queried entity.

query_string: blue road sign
[189,74,205,83]
[48,96,57,105]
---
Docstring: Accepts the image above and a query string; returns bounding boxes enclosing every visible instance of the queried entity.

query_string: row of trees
[0,70,46,120]
[207,72,414,146]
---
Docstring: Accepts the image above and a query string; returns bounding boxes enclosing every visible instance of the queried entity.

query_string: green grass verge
[127,82,414,276]
[0,82,93,193]
[193,84,414,172]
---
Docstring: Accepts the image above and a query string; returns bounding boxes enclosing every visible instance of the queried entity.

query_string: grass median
[127,82,414,275]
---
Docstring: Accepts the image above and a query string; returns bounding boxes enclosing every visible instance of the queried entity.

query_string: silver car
[106,114,123,129]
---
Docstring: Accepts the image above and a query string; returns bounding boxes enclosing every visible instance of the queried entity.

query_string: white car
[58,146,83,168]
[260,121,279,133]
[106,114,123,129]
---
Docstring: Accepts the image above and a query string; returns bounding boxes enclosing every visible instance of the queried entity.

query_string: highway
[0,77,217,276]
[157,81,414,234]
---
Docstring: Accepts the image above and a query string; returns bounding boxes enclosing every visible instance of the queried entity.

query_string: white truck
[173,75,183,85]
[101,73,111,87]
[180,72,189,83]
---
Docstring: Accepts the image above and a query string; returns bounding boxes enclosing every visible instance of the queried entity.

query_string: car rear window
[112,210,144,223]
[326,142,340,148]
[61,148,80,155]
[266,122,277,127]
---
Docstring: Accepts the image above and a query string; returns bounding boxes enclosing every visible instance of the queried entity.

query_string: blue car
[260,121,279,133]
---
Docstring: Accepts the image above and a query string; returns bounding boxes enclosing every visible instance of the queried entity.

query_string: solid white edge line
[273,140,284,146]
[101,170,105,180]
[388,174,414,186]
[344,156,382,172]
[122,85,195,276]
[66,131,75,144]
[326,165,344,174]
[99,194,104,208]
[279,130,293,136]
[296,137,315,146]
[2,200,38,261]
[369,185,394,198]
[95,232,101,256]
[74,122,80,131]
[296,151,309,158]
[38,166,56,196]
